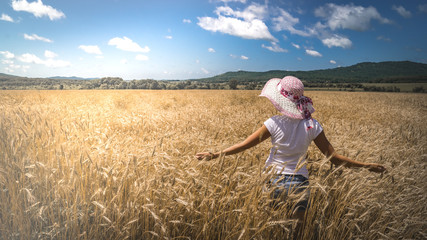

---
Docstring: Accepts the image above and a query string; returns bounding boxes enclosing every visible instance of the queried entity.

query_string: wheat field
[0,90,426,239]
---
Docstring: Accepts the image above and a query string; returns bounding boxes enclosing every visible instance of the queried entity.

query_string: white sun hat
[260,76,315,120]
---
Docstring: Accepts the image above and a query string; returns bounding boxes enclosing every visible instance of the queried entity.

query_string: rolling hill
[194,61,427,83]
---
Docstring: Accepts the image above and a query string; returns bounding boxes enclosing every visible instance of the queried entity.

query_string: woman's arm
[195,125,271,161]
[314,131,386,173]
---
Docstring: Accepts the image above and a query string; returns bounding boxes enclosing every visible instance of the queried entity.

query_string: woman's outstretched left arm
[314,131,386,173]
[195,125,271,161]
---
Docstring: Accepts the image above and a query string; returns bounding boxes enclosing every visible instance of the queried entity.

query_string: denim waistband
[273,174,308,181]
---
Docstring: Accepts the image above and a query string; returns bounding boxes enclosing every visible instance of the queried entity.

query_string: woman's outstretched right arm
[314,131,386,173]
[195,125,271,161]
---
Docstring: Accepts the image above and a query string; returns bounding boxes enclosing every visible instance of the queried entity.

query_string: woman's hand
[365,163,387,173]
[195,152,217,161]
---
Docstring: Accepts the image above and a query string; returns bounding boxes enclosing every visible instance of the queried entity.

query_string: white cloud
[12,0,65,20]
[44,50,57,58]
[22,65,30,72]
[197,4,276,41]
[8,64,21,69]
[108,37,150,53]
[315,3,391,31]
[43,58,71,68]
[419,4,427,13]
[18,53,43,64]
[229,54,249,60]
[4,67,14,73]
[291,43,300,49]
[78,45,102,55]
[165,35,173,39]
[305,49,322,57]
[201,67,209,74]
[183,19,191,24]
[4,66,17,73]
[208,48,215,53]
[135,54,149,61]
[392,5,411,18]
[2,59,14,65]
[272,9,311,37]
[0,51,15,59]
[1,13,14,22]
[121,59,128,64]
[16,65,30,73]
[198,16,276,41]
[261,42,287,53]
[6,63,29,72]
[321,35,352,48]
[18,53,70,68]
[215,4,267,21]
[330,60,336,64]
[377,36,391,42]
[24,33,52,43]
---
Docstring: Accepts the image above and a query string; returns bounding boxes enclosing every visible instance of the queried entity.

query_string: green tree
[229,79,238,90]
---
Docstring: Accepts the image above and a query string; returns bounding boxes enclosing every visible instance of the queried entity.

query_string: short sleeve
[264,116,279,139]
[310,118,323,140]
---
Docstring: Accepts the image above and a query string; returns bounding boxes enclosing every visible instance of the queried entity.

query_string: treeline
[362,86,401,92]
[0,77,245,90]
[2,76,426,93]
[87,78,219,90]
[368,76,427,83]
[81,78,242,90]
[0,76,83,90]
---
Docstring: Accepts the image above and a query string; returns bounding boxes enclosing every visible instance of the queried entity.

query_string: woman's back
[264,115,323,177]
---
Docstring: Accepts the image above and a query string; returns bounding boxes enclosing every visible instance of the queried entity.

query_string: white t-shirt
[264,115,323,178]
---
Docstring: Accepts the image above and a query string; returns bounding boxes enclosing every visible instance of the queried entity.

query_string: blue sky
[1,0,426,80]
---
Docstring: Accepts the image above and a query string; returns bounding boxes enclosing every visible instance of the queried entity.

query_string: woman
[195,76,386,224]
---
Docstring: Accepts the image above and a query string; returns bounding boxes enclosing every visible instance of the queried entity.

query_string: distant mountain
[49,76,98,80]
[0,73,21,78]
[195,61,427,83]
[0,74,98,80]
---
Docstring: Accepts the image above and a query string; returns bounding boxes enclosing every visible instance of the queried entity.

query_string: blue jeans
[267,174,310,211]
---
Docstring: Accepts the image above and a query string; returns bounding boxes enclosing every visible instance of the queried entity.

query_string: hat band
[277,82,314,124]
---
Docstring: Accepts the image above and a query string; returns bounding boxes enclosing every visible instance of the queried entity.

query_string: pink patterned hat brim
[260,78,315,119]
